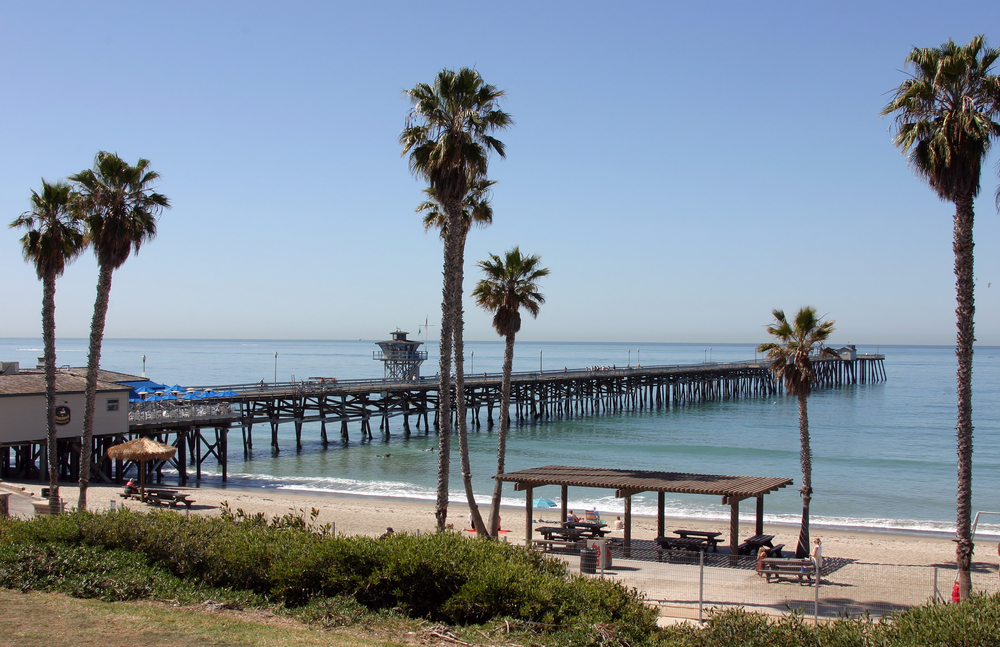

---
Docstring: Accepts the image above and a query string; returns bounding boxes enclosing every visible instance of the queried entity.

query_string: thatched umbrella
[107,437,177,501]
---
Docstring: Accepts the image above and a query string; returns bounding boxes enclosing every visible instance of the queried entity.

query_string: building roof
[0,369,133,396]
[495,465,793,498]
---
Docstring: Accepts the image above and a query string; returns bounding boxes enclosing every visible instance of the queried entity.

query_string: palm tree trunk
[78,264,114,511]
[796,392,812,558]
[42,274,60,514]
[434,211,460,531]
[453,231,486,536]
[488,332,516,537]
[953,194,975,599]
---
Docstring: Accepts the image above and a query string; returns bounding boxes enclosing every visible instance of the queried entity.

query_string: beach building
[0,362,137,481]
[0,362,133,445]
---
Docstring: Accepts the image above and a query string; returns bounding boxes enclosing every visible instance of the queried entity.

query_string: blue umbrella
[533,498,557,508]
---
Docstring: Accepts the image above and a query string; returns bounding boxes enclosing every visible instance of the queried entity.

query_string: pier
[1,354,886,486]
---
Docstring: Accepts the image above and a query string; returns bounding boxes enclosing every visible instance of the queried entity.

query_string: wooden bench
[673,529,722,552]
[657,548,701,564]
[737,534,775,555]
[763,543,785,558]
[167,494,195,509]
[758,557,816,584]
[532,539,581,553]
[143,491,194,509]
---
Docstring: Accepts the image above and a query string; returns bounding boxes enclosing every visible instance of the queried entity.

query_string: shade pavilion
[107,437,177,501]
[495,465,792,556]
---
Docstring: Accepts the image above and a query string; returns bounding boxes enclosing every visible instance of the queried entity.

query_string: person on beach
[380,527,394,538]
[567,511,578,523]
[812,537,823,572]
[613,516,624,531]
[123,478,136,496]
[757,546,768,575]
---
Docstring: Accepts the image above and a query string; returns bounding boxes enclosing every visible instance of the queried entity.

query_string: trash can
[585,539,612,569]
[580,548,598,574]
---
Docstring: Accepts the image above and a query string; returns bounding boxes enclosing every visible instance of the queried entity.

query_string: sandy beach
[3,479,990,570]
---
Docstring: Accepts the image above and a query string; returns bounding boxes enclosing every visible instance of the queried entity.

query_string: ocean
[2,337,998,536]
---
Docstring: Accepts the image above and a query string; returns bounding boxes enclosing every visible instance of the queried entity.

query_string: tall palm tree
[418,177,496,536]
[882,35,1000,599]
[9,180,86,514]
[757,307,836,559]
[69,152,170,510]
[400,68,512,531]
[473,247,549,538]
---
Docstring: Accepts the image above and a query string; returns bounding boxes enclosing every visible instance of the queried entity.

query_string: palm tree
[9,180,86,514]
[400,68,512,531]
[69,152,170,510]
[417,177,496,237]
[418,177,496,536]
[757,307,836,558]
[882,35,1000,599]
[473,247,549,538]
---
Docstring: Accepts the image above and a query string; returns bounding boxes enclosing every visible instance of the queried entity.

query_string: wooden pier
[2,355,886,486]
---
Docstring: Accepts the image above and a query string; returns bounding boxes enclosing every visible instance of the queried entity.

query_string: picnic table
[738,534,775,555]
[757,557,816,584]
[655,536,710,552]
[562,521,611,538]
[120,489,195,509]
[673,529,722,552]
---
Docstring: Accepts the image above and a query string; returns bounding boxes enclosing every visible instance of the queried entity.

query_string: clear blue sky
[2,1,999,345]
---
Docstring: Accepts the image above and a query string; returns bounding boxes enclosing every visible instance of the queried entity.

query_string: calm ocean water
[2,338,998,536]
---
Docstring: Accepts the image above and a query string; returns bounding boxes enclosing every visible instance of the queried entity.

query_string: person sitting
[123,478,137,496]
[567,511,579,523]
[613,515,624,531]
[380,527,394,538]
[756,546,768,576]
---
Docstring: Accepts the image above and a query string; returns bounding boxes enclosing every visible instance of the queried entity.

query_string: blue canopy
[120,380,168,400]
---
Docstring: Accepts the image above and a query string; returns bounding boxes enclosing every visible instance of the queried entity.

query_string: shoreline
[5,479,997,571]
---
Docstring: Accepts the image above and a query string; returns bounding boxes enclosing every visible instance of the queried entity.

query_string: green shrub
[0,510,657,635]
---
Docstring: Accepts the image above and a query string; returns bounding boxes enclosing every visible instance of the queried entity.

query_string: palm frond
[472,247,550,337]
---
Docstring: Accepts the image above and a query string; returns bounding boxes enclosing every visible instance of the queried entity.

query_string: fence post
[699,550,705,622]
[814,562,819,624]
[933,566,939,602]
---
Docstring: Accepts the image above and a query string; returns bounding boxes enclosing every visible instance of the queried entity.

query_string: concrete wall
[0,390,129,444]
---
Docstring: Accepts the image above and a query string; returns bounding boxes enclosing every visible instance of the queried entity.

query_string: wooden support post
[294,418,303,451]
[624,494,632,558]
[270,418,279,451]
[220,427,228,482]
[177,431,187,483]
[561,484,568,522]
[657,491,665,538]
[756,495,764,537]
[729,496,740,565]
[195,430,202,480]
[524,486,533,548]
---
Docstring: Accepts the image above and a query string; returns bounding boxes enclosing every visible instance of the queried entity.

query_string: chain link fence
[554,542,999,620]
